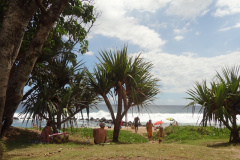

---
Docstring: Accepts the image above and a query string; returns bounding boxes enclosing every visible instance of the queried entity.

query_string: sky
[77,0,240,105]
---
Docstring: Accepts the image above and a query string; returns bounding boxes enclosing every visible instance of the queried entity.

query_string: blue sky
[77,0,240,105]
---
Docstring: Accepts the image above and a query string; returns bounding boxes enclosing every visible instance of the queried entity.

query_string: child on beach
[157,126,165,144]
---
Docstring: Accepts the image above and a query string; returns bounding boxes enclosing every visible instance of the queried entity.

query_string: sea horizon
[12,104,222,128]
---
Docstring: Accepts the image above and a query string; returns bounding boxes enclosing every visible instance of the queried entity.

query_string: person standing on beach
[93,123,107,144]
[146,120,154,140]
[134,117,140,133]
[157,126,165,144]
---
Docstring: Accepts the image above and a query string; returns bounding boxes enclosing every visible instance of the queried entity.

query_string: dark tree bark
[229,114,240,143]
[0,0,39,137]
[0,0,71,138]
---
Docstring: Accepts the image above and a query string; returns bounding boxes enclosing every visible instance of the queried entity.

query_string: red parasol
[154,121,164,125]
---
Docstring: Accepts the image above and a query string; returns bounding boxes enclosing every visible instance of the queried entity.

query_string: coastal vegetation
[186,66,240,143]
[1,126,238,160]
[20,53,100,132]
[0,0,97,138]
[86,46,160,142]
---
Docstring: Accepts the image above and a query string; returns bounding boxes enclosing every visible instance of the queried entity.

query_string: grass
[162,125,230,144]
[64,127,148,144]
[1,126,240,160]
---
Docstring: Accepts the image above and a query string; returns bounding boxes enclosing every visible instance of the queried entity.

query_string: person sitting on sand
[146,120,154,140]
[40,120,53,143]
[93,123,107,144]
[134,117,140,133]
[157,126,165,144]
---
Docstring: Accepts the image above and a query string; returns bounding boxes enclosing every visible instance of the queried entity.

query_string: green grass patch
[3,126,236,160]
[64,127,148,144]
[160,125,230,143]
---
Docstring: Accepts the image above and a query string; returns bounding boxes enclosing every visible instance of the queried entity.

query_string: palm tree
[21,53,100,131]
[186,66,240,143]
[86,46,160,142]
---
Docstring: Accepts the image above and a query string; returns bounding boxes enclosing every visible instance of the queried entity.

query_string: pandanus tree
[86,46,160,142]
[186,66,240,143]
[21,53,100,132]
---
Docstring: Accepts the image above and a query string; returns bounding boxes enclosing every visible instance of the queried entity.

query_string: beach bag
[51,132,69,143]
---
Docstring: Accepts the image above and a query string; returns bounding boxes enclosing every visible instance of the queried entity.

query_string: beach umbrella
[166,118,175,121]
[154,121,164,125]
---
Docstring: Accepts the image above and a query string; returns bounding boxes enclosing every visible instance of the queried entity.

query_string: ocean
[12,104,240,128]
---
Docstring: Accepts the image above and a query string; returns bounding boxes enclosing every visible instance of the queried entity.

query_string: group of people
[40,120,69,143]
[40,118,166,144]
[145,120,165,143]
[40,120,107,144]
[133,117,166,144]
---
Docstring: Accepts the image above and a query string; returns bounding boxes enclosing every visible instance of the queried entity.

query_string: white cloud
[166,0,213,19]
[138,51,240,93]
[214,0,240,17]
[149,22,168,29]
[174,36,184,41]
[173,27,190,34]
[125,0,172,13]
[93,0,166,50]
[85,51,94,55]
[181,52,198,58]
[219,23,240,31]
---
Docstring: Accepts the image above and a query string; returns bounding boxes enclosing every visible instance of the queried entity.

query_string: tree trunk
[229,114,240,143]
[113,119,121,142]
[0,0,70,138]
[229,129,240,143]
[112,81,123,142]
[57,113,61,130]
[0,0,38,137]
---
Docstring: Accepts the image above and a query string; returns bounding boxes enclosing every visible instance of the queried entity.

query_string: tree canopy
[0,0,97,138]
[21,53,100,131]
[186,66,240,143]
[86,46,160,142]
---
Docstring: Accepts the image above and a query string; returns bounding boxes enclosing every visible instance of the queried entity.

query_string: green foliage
[163,126,229,143]
[186,66,240,142]
[21,53,100,130]
[65,128,148,144]
[86,45,160,142]
[20,0,96,58]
